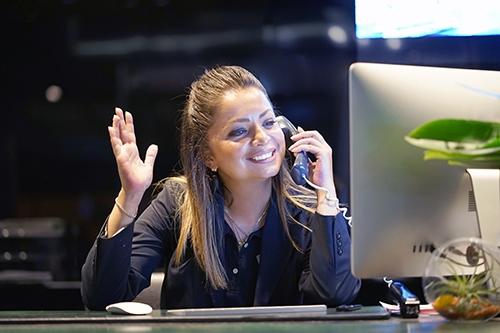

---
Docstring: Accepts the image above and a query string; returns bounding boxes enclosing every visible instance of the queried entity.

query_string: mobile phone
[336,304,362,312]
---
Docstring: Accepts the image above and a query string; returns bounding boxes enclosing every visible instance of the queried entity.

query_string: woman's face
[205,87,285,188]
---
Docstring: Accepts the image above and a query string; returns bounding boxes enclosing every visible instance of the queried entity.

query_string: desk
[0,309,499,333]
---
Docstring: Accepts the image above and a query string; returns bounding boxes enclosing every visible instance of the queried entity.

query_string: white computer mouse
[105,301,153,315]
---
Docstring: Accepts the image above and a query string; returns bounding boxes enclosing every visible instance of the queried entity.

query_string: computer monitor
[349,62,500,279]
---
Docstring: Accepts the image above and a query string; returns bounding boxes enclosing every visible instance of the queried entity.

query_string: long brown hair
[169,66,315,289]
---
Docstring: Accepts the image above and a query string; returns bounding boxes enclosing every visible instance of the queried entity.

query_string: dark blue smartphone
[336,304,362,312]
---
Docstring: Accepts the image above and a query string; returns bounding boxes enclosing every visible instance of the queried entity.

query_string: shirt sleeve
[81,186,178,310]
[299,213,361,306]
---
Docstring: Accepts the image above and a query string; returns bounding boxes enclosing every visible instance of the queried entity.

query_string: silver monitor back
[349,62,500,279]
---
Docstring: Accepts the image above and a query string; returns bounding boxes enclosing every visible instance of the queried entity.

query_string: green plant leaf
[484,137,500,149]
[424,150,500,161]
[448,160,500,168]
[423,150,500,168]
[405,119,500,155]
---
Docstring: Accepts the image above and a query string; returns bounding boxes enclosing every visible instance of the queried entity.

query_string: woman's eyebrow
[231,109,273,123]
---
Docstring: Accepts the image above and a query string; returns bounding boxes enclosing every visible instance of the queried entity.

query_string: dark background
[1,0,499,309]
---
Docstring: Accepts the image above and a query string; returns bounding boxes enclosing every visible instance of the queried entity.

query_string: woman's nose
[252,125,270,145]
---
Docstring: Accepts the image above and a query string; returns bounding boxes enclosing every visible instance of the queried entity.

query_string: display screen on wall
[356,0,500,38]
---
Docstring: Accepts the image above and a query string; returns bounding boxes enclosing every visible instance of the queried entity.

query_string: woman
[81,66,360,310]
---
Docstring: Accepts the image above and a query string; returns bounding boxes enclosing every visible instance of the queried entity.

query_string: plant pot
[423,237,500,321]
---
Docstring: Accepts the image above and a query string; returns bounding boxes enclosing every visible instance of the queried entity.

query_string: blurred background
[1,0,499,309]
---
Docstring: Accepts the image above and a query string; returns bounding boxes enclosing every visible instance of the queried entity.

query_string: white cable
[303,177,353,227]
[383,276,393,286]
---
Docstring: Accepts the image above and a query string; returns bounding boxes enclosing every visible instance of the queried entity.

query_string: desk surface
[0,306,388,323]
[0,309,499,333]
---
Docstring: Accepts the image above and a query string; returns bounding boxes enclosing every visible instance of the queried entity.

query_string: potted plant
[423,237,500,321]
[406,118,500,320]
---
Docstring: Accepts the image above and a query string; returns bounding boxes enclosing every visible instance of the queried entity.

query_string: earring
[211,167,217,172]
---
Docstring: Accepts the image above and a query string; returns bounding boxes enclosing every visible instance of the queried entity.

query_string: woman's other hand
[106,107,159,235]
[108,107,158,196]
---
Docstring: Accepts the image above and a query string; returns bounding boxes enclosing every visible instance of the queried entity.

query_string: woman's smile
[247,149,276,163]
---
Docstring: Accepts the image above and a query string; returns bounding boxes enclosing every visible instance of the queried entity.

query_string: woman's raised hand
[108,107,158,197]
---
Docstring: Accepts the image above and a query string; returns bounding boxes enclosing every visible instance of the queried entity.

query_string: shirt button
[243,243,249,248]
[232,268,239,274]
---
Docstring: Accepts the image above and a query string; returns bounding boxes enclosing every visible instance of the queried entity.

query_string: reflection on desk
[0,306,388,323]
[0,309,499,333]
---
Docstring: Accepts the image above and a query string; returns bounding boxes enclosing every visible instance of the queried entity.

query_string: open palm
[108,108,158,196]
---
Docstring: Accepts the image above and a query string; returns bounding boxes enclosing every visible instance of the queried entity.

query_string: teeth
[252,152,273,161]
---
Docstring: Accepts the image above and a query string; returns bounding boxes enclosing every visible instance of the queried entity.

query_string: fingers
[289,134,328,152]
[115,107,125,120]
[291,130,327,144]
[124,111,137,143]
[290,143,324,155]
[109,107,153,157]
[144,144,158,167]
[288,129,332,160]
[108,125,123,157]
[114,107,136,144]
[289,137,320,151]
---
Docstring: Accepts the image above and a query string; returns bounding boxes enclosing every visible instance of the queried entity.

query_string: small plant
[406,119,500,319]
[428,273,500,320]
[423,238,500,321]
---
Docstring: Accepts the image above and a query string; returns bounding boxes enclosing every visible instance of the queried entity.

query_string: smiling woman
[81,65,360,310]
[205,88,285,188]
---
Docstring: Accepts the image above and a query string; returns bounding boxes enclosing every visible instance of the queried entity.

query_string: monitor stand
[466,169,500,248]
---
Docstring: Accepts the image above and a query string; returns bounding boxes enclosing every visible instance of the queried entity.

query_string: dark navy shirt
[222,222,263,306]
[81,182,361,310]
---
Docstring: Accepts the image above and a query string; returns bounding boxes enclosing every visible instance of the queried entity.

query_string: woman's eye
[228,128,247,137]
[263,119,276,128]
